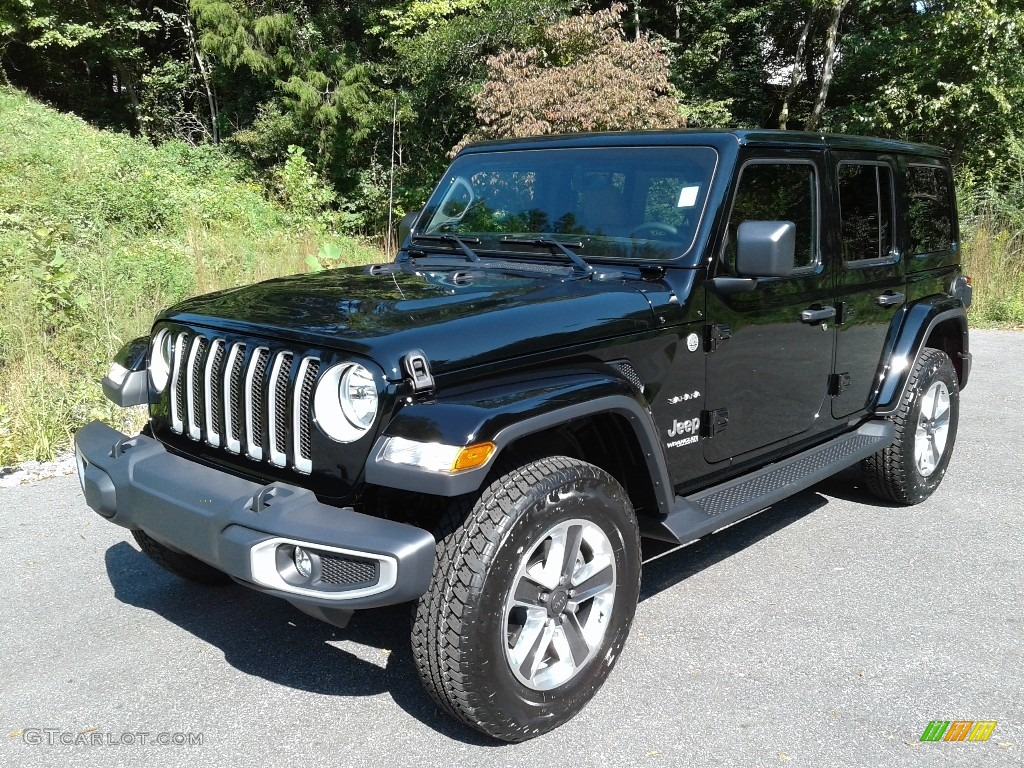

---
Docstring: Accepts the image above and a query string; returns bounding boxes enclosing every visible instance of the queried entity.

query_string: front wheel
[411,456,641,742]
[862,347,960,504]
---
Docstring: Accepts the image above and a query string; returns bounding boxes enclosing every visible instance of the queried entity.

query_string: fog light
[294,546,313,579]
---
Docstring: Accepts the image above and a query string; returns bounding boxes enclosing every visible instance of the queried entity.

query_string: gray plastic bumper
[74,420,436,612]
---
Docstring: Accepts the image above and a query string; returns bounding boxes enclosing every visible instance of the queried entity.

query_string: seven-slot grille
[166,331,320,473]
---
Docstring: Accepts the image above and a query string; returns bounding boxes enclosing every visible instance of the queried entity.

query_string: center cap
[549,588,569,616]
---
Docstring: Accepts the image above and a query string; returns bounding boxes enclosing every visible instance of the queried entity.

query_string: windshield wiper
[501,237,594,276]
[410,234,481,262]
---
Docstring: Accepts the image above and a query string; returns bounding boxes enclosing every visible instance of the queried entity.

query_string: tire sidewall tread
[412,456,641,742]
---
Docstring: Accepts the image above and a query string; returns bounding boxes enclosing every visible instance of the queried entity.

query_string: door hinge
[828,372,852,397]
[835,301,851,326]
[700,408,729,437]
[402,350,434,393]
[704,324,732,352]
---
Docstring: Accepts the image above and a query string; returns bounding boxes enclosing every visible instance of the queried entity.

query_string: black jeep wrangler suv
[76,130,971,741]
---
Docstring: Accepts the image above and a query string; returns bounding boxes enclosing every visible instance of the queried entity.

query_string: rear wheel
[863,347,960,504]
[411,456,641,742]
[132,529,232,585]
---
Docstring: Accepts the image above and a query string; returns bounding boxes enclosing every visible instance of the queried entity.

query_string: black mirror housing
[736,220,796,277]
[398,210,420,250]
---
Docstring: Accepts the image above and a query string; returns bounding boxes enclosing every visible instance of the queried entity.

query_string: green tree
[462,4,686,147]
[828,0,1024,175]
[0,0,162,129]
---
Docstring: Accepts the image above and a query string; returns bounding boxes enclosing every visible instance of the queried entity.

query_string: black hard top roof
[459,129,949,158]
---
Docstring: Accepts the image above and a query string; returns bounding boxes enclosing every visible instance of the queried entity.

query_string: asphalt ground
[1,329,1021,768]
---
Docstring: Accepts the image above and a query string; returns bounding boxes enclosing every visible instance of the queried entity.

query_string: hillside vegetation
[0,85,1020,465]
[0,88,381,464]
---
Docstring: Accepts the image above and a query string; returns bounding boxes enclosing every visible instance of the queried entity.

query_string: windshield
[417,145,718,262]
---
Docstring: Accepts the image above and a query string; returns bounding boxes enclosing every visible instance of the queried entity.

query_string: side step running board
[646,420,893,545]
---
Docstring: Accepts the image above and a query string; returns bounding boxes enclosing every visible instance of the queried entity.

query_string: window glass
[418,146,718,261]
[839,163,895,262]
[725,162,818,271]
[907,165,954,255]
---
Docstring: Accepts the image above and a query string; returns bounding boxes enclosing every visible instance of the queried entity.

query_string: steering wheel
[630,222,678,239]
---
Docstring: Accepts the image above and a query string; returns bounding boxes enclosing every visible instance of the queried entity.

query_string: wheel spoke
[513,574,548,607]
[558,524,584,585]
[558,612,591,667]
[569,562,614,605]
[520,619,555,680]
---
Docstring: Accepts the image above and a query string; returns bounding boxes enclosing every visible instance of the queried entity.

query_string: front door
[703,154,835,464]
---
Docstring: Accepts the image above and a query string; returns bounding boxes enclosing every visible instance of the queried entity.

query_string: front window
[417,146,719,261]
[722,160,819,273]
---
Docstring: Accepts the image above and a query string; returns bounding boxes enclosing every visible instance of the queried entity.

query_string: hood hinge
[403,350,435,394]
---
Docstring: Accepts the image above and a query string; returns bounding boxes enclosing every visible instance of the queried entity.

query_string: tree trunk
[805,0,847,132]
[183,14,219,144]
[634,1,641,40]
[779,11,813,130]
[113,59,141,133]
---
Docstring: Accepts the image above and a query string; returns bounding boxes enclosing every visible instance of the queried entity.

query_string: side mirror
[398,210,420,249]
[736,221,796,277]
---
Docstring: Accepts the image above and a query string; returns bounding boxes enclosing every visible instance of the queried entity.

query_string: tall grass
[959,183,1024,327]
[0,88,382,465]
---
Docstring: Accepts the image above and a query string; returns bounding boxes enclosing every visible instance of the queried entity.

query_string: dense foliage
[0,87,379,464]
[1,1,1023,462]
[5,1,1024,218]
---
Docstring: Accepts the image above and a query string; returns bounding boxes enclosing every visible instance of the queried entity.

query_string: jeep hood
[162,263,658,377]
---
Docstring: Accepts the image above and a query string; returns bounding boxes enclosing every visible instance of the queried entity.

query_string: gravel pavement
[1,329,1021,768]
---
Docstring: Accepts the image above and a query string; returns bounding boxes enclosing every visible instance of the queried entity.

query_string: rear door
[830,153,904,418]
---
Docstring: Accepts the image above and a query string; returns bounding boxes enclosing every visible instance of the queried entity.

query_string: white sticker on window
[677,185,699,208]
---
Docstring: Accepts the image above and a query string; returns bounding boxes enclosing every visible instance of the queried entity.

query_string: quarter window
[907,165,954,255]
[838,163,895,262]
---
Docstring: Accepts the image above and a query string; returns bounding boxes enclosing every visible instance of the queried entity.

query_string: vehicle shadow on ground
[639,486,830,599]
[103,481,838,746]
[104,542,495,746]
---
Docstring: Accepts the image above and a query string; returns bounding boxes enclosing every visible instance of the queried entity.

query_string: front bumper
[75,420,436,620]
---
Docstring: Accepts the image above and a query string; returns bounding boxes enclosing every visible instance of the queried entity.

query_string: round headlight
[149,329,172,392]
[313,363,380,442]
[339,364,378,430]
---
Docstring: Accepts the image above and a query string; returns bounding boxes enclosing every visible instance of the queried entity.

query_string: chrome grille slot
[169,331,189,434]
[244,348,270,460]
[185,336,207,441]
[293,357,319,474]
[164,329,321,472]
[204,340,226,447]
[267,352,294,467]
[225,343,246,452]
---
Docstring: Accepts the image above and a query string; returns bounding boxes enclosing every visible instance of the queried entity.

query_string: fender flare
[364,372,674,514]
[873,301,969,415]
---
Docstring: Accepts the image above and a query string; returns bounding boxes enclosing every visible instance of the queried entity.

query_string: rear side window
[839,163,895,263]
[907,165,954,255]
[725,162,819,271]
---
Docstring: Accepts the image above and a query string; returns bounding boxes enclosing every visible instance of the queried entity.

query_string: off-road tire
[411,456,641,742]
[862,347,959,504]
[132,529,233,585]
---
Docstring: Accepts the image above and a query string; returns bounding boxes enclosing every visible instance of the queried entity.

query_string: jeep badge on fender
[77,130,970,742]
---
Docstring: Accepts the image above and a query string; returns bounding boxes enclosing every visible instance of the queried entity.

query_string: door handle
[875,292,905,307]
[801,305,837,323]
